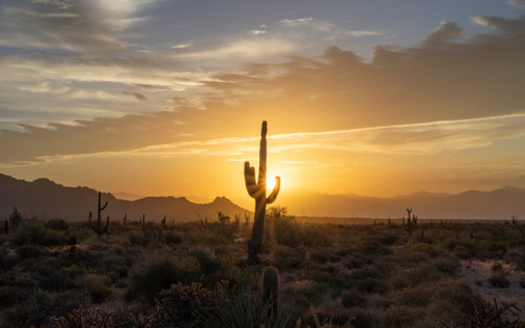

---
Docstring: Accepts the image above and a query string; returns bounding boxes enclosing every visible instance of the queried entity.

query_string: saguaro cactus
[95,191,109,237]
[402,208,417,237]
[245,121,280,263]
[261,265,280,316]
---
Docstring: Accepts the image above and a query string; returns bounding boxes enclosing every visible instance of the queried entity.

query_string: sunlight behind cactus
[245,121,281,263]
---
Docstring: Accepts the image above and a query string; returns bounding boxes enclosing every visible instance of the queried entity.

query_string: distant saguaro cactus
[402,208,416,237]
[245,121,280,263]
[94,191,109,237]
[9,206,21,229]
[261,265,280,316]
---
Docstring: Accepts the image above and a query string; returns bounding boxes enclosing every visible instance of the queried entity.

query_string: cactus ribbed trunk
[245,121,280,263]
[261,265,280,316]
[96,191,109,237]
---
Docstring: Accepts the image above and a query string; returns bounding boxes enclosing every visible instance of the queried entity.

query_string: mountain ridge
[0,173,248,222]
[1,173,524,220]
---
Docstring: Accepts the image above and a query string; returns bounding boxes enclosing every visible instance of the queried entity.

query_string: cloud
[277,17,382,40]
[172,39,295,60]
[122,91,148,102]
[507,0,525,8]
[423,21,464,46]
[0,0,161,53]
[2,14,525,168]
[248,30,268,35]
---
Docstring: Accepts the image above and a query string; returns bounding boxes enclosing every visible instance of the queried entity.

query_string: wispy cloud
[172,39,295,60]
[0,0,161,53]
[276,17,382,40]
[507,0,525,8]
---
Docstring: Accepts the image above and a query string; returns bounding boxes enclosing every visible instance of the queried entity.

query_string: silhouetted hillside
[0,173,248,221]
[273,186,525,220]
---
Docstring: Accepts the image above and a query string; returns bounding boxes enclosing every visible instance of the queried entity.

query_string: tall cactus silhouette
[245,121,280,263]
[95,191,109,237]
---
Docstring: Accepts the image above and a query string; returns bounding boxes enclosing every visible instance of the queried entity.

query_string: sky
[1,0,525,208]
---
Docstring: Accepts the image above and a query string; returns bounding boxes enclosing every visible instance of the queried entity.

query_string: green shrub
[80,274,113,303]
[196,287,296,328]
[126,255,180,303]
[453,245,470,259]
[11,221,61,246]
[341,289,366,308]
[489,271,510,288]
[412,242,440,258]
[44,218,69,231]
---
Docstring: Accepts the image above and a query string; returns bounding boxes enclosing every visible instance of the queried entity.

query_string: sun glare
[266,171,279,191]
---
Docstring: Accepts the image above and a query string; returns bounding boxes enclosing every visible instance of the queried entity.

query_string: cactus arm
[100,201,108,212]
[244,162,259,198]
[266,176,281,204]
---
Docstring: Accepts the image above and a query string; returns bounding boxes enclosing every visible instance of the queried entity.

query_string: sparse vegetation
[1,212,525,327]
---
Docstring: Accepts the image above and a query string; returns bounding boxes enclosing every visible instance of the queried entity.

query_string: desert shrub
[98,253,133,282]
[129,231,148,247]
[442,295,525,328]
[309,249,333,264]
[65,227,96,242]
[155,281,226,327]
[354,277,390,294]
[453,244,471,259]
[196,286,296,328]
[0,246,19,269]
[273,245,306,270]
[164,231,183,244]
[63,264,87,279]
[52,305,116,328]
[2,289,81,328]
[350,266,383,281]
[25,256,72,291]
[412,242,440,258]
[430,256,461,276]
[126,254,181,303]
[11,221,61,246]
[342,254,367,270]
[341,289,366,308]
[80,273,113,303]
[488,262,510,288]
[0,285,29,309]
[274,217,302,247]
[397,286,432,307]
[44,218,69,231]
[300,308,354,328]
[376,305,422,328]
[433,280,473,309]
[302,225,331,247]
[16,244,48,259]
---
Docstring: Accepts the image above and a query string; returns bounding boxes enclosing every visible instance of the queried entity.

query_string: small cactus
[261,265,280,316]
[245,121,280,263]
[161,215,167,230]
[9,206,21,229]
[94,191,109,237]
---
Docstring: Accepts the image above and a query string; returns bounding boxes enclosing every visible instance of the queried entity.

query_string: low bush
[126,254,181,303]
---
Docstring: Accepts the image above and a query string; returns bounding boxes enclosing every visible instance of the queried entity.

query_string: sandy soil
[458,260,525,320]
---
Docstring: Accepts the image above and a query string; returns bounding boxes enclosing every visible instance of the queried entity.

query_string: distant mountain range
[0,173,247,222]
[272,185,525,220]
[1,173,524,221]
